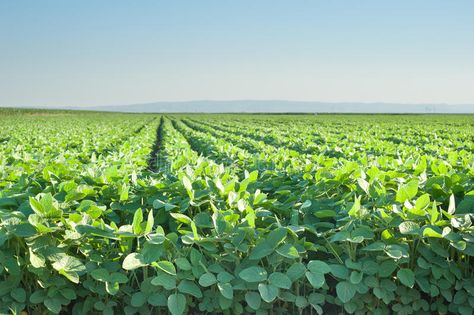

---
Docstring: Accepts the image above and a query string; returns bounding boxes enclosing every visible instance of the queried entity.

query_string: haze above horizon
[1,1,473,108]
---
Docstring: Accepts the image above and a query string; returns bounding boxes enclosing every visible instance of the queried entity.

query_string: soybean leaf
[399,221,420,235]
[268,272,292,289]
[168,293,186,315]
[245,292,262,310]
[217,282,233,299]
[178,280,202,298]
[397,268,415,288]
[131,292,146,307]
[199,272,217,287]
[276,243,299,259]
[287,262,306,281]
[239,266,268,282]
[151,272,176,290]
[122,253,147,270]
[396,180,419,203]
[305,271,325,288]
[258,283,278,303]
[156,260,176,275]
[336,281,357,303]
[132,208,143,235]
[307,260,331,274]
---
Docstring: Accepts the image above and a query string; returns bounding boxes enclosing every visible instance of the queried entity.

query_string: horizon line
[2,99,474,108]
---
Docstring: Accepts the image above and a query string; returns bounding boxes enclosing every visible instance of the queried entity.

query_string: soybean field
[1,109,474,315]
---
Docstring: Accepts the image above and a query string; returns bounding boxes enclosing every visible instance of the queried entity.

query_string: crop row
[0,112,473,315]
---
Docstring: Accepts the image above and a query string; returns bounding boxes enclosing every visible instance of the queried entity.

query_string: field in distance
[0,109,473,314]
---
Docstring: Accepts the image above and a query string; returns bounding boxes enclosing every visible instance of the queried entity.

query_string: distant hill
[78,100,473,113]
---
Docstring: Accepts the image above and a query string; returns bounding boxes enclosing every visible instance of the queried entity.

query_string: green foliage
[0,111,473,314]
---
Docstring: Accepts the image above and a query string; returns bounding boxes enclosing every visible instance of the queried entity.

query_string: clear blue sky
[1,1,473,107]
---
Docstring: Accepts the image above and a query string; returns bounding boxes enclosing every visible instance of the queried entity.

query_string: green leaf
[120,183,129,201]
[415,194,430,210]
[336,281,357,303]
[258,283,278,303]
[429,202,439,224]
[131,292,146,307]
[363,241,386,251]
[249,241,274,260]
[423,227,442,238]
[217,271,235,283]
[156,260,176,275]
[268,272,292,289]
[44,297,62,313]
[239,266,268,282]
[151,272,176,290]
[51,255,86,273]
[52,255,86,283]
[218,282,234,299]
[399,221,420,235]
[170,213,193,225]
[345,259,362,271]
[11,288,26,303]
[348,196,361,217]
[29,196,45,215]
[248,170,259,182]
[58,269,80,283]
[308,292,325,306]
[132,208,143,235]
[148,293,167,306]
[396,180,419,203]
[397,268,415,288]
[300,199,312,209]
[307,260,331,274]
[94,301,106,311]
[153,199,177,211]
[330,264,350,279]
[357,178,369,193]
[109,272,128,284]
[287,262,306,281]
[199,272,217,287]
[75,224,119,240]
[313,209,337,218]
[378,260,397,277]
[182,176,193,191]
[30,290,46,304]
[60,288,76,300]
[190,221,199,240]
[168,293,186,315]
[305,271,325,288]
[175,257,192,271]
[29,248,46,268]
[457,190,474,214]
[362,260,379,275]
[178,280,202,298]
[105,282,119,295]
[266,227,288,246]
[147,232,166,244]
[144,209,154,235]
[12,223,37,237]
[245,291,261,310]
[349,271,363,284]
[0,197,17,207]
[122,253,147,270]
[448,193,456,214]
[182,176,194,199]
[253,190,267,205]
[385,244,409,259]
[295,296,308,308]
[276,243,299,259]
[352,226,374,240]
[91,268,109,282]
